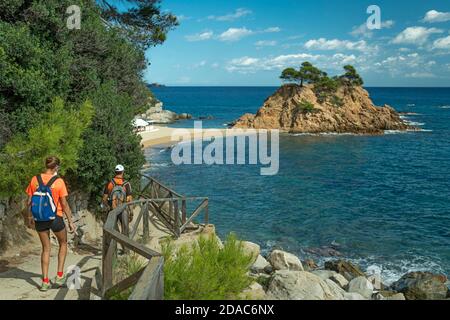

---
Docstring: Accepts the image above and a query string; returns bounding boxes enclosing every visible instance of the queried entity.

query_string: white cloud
[255,40,278,47]
[208,8,252,21]
[432,35,450,50]
[422,10,450,23]
[264,27,281,33]
[225,53,359,73]
[372,52,439,78]
[304,38,370,52]
[193,60,207,68]
[405,72,436,78]
[392,27,443,45]
[218,27,253,42]
[177,15,191,22]
[332,53,357,64]
[350,20,395,38]
[185,31,214,42]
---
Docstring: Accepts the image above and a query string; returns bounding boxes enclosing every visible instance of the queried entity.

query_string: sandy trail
[0,233,101,300]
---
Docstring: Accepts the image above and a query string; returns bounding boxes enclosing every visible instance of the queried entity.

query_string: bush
[296,100,315,113]
[330,95,344,108]
[0,98,93,197]
[162,234,254,300]
[69,82,145,201]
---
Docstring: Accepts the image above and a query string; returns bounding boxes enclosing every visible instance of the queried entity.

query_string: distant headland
[147,82,166,88]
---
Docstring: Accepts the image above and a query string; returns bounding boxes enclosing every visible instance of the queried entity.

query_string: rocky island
[233,63,412,135]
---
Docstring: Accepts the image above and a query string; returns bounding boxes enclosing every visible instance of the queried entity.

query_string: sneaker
[40,281,51,292]
[54,274,67,288]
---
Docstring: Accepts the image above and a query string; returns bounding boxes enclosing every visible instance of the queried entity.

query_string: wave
[406,104,416,107]
[292,132,357,137]
[262,241,445,285]
[404,121,425,126]
[440,105,450,109]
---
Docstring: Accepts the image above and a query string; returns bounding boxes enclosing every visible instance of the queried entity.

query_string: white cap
[115,164,125,172]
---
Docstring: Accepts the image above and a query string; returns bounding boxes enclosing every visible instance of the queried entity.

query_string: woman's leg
[53,227,68,275]
[37,230,51,280]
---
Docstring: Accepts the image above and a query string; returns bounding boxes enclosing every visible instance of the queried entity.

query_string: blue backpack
[31,175,59,222]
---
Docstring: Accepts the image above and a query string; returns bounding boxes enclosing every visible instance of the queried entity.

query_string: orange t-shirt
[26,174,68,217]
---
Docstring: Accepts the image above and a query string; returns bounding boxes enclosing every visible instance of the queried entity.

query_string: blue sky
[141,0,450,86]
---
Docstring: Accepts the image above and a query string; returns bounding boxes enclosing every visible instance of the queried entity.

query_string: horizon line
[148,85,450,88]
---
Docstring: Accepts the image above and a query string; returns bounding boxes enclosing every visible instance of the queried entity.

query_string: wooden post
[204,199,209,225]
[173,200,179,237]
[102,232,114,297]
[143,202,149,242]
[181,199,187,225]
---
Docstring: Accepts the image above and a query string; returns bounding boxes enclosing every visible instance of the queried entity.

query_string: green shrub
[330,95,344,108]
[109,252,147,300]
[162,233,254,300]
[0,98,93,197]
[296,100,315,113]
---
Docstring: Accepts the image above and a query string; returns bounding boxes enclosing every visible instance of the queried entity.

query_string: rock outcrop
[324,259,366,281]
[390,272,449,300]
[268,250,304,271]
[233,84,412,134]
[267,270,341,300]
[139,96,192,124]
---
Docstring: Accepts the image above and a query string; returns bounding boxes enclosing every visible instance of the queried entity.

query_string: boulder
[343,292,368,300]
[266,270,339,300]
[241,241,260,263]
[324,279,346,300]
[251,255,271,274]
[324,260,366,281]
[390,272,448,300]
[348,276,374,299]
[374,292,406,300]
[239,282,266,300]
[268,250,304,271]
[302,259,319,271]
[312,270,338,281]
[330,273,349,288]
[178,113,192,120]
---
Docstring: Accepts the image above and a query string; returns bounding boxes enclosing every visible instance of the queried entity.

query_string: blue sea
[146,87,450,284]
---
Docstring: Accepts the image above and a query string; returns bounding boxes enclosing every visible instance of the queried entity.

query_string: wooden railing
[101,176,209,300]
[138,175,209,237]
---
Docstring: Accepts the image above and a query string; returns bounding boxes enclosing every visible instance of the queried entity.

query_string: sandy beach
[139,125,261,148]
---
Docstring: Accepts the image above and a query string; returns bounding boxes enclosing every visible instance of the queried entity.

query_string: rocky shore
[241,242,450,300]
[138,96,192,124]
[233,84,414,135]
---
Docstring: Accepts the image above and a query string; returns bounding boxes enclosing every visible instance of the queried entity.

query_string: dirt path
[0,233,101,300]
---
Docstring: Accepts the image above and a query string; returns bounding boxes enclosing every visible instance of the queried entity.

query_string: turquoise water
[147,87,450,283]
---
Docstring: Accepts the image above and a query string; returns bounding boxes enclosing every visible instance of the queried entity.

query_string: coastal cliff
[233,84,412,134]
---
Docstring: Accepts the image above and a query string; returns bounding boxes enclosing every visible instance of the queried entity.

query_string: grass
[109,252,147,300]
[162,233,254,300]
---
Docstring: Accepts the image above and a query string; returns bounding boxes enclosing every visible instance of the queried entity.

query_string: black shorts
[35,216,66,233]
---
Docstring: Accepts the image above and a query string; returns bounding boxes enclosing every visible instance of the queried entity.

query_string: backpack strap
[36,175,44,188]
[46,175,60,188]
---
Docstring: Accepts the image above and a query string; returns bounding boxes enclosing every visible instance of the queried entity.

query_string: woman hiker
[25,156,76,291]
